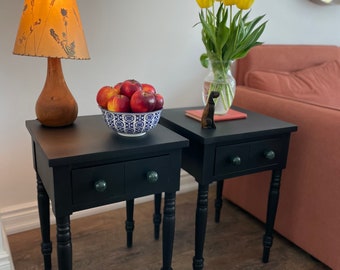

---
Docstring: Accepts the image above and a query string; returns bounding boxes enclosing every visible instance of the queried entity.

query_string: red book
[185,108,247,122]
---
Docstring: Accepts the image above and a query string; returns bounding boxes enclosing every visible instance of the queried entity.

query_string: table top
[26,115,189,167]
[160,107,297,144]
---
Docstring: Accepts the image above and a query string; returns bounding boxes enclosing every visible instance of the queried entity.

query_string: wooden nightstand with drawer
[26,115,188,270]
[159,107,297,270]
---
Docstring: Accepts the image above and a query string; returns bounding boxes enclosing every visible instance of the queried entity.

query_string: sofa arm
[225,86,340,269]
[233,86,340,188]
[235,84,340,138]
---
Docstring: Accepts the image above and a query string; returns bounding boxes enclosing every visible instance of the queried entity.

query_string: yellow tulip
[196,0,214,8]
[236,0,255,9]
[222,0,237,5]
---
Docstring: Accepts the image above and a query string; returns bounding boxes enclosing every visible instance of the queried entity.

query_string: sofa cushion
[236,45,340,85]
[245,60,340,109]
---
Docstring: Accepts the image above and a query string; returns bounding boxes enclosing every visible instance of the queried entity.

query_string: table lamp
[13,0,90,127]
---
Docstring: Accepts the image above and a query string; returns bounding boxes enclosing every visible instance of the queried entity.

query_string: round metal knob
[147,171,159,183]
[94,180,107,192]
[231,156,241,166]
[264,150,276,160]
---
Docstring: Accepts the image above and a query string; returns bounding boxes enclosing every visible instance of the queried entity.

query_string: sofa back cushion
[236,44,340,85]
[245,60,340,109]
[237,45,340,109]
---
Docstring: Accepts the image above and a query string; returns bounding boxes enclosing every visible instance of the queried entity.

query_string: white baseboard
[0,221,14,270]
[1,171,197,235]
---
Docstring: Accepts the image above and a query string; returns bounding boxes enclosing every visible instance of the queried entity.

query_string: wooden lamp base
[35,57,78,127]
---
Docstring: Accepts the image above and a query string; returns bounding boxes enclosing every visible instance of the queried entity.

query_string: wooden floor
[8,184,330,270]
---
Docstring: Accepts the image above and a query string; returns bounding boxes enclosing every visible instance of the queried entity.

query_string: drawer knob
[231,156,242,166]
[147,171,159,183]
[264,150,276,160]
[94,180,107,192]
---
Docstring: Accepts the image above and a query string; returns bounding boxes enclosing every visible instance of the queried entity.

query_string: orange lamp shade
[13,0,90,60]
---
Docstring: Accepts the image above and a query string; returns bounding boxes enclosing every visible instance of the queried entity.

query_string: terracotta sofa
[222,45,340,269]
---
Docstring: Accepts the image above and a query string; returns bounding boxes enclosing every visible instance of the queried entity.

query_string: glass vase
[202,60,236,115]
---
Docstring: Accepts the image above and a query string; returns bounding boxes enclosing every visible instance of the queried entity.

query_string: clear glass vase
[202,60,236,115]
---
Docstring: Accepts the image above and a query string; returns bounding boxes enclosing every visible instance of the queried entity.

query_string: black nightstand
[26,115,188,270]
[159,107,297,270]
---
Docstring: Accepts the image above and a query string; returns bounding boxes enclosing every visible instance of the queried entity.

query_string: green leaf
[216,3,224,25]
[216,24,229,56]
[200,54,209,68]
[244,14,266,35]
[199,11,217,51]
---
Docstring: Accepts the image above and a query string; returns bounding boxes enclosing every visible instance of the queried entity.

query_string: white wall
[0,0,339,232]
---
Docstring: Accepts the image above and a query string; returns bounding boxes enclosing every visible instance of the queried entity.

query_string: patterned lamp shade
[13,0,90,60]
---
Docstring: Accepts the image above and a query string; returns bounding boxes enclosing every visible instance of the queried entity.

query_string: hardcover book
[185,109,247,122]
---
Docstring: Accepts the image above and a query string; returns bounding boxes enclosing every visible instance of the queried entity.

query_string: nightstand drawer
[72,163,125,205]
[71,155,176,206]
[214,138,286,177]
[126,155,176,197]
[250,138,286,168]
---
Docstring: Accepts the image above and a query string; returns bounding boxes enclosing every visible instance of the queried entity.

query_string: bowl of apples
[97,79,164,137]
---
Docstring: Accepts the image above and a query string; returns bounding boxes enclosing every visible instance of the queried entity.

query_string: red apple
[120,79,142,98]
[154,93,164,110]
[142,83,156,95]
[113,82,122,92]
[130,90,156,113]
[107,94,131,112]
[96,85,120,109]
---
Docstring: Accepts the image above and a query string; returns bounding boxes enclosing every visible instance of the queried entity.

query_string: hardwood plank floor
[8,184,330,270]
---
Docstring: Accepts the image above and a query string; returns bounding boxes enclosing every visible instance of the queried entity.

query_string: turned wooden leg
[154,193,162,240]
[56,216,72,270]
[37,174,52,270]
[126,199,135,248]
[263,169,282,263]
[214,180,224,223]
[160,192,176,270]
[192,184,209,270]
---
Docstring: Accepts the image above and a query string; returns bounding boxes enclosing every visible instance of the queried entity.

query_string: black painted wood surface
[160,107,297,270]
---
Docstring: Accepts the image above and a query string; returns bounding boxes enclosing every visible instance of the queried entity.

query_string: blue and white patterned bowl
[100,107,162,137]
